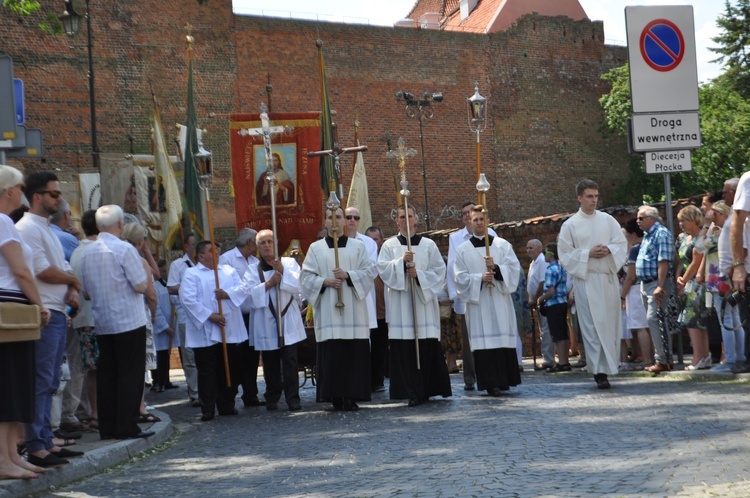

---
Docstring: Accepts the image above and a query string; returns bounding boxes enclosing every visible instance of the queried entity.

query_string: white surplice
[558,209,628,375]
[179,263,250,348]
[454,235,521,350]
[377,234,445,340]
[300,237,376,341]
[246,257,307,351]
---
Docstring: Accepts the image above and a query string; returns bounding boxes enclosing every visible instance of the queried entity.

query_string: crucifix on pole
[386,138,422,369]
[238,103,293,346]
[308,136,368,314]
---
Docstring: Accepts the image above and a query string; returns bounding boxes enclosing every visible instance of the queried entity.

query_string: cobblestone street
[42,366,750,497]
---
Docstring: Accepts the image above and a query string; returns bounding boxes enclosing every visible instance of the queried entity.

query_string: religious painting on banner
[229,112,324,255]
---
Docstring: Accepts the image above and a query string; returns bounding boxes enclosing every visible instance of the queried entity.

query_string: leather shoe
[244,397,266,407]
[647,363,672,373]
[594,373,610,389]
[407,398,422,407]
[464,384,475,391]
[53,429,82,440]
[266,402,279,411]
[200,414,214,422]
[489,388,502,397]
[288,402,302,411]
[27,453,69,468]
[218,409,238,416]
[50,447,84,458]
[731,361,750,373]
[119,430,155,439]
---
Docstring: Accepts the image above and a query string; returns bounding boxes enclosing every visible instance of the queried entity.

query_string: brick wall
[1,2,629,243]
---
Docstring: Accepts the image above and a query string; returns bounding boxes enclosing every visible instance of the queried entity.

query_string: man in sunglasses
[345,207,379,361]
[558,179,627,389]
[17,172,83,467]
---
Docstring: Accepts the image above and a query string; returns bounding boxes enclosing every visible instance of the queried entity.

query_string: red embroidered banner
[229,112,323,255]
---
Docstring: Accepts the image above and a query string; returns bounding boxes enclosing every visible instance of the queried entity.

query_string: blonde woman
[122,222,160,422]
[676,205,710,370]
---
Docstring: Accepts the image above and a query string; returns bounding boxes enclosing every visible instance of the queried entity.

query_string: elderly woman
[0,165,50,479]
[122,222,161,423]
[676,205,710,370]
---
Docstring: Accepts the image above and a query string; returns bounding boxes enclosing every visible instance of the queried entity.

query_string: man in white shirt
[526,238,554,369]
[729,172,750,373]
[18,172,83,466]
[246,230,306,411]
[80,205,152,440]
[219,228,264,407]
[447,201,497,391]
[167,232,199,405]
[180,241,250,421]
[345,207,379,332]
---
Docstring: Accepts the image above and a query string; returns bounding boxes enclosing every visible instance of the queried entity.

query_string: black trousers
[240,315,261,404]
[193,343,241,416]
[261,344,300,406]
[97,326,146,439]
[153,349,171,388]
[370,319,389,389]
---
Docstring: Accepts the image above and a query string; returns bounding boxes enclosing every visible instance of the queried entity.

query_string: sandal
[87,419,99,429]
[137,413,161,423]
[51,437,76,447]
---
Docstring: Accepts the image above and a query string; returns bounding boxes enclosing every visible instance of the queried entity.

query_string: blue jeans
[25,310,67,452]
[712,293,745,364]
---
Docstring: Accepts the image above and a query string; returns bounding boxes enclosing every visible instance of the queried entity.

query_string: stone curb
[0,410,172,498]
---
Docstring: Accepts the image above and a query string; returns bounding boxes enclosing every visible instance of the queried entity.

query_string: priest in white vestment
[454,206,522,396]
[301,207,376,411]
[246,230,306,412]
[558,179,627,389]
[378,205,451,407]
[180,241,250,421]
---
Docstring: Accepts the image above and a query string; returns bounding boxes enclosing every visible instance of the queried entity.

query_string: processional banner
[229,112,324,255]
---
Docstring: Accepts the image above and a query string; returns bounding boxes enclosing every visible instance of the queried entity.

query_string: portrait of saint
[255,145,296,207]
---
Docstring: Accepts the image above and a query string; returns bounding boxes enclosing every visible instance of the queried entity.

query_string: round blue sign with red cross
[639,19,685,72]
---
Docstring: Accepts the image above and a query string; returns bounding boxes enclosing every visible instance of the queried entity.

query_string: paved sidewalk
[0,410,171,498]
[18,358,750,498]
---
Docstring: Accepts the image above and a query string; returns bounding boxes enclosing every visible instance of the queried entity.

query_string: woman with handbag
[0,165,50,479]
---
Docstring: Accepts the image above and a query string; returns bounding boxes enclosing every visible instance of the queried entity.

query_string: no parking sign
[626,6,699,113]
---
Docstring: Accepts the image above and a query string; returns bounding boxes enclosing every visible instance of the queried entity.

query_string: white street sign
[626,6,699,113]
[645,150,692,174]
[631,112,701,152]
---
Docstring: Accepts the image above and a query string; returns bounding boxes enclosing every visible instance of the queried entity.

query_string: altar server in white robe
[180,241,250,421]
[378,205,452,407]
[247,229,306,412]
[455,205,522,396]
[558,179,627,389]
[301,206,376,411]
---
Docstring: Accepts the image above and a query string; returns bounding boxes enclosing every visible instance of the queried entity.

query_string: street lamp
[394,89,443,231]
[59,0,99,169]
[467,82,488,204]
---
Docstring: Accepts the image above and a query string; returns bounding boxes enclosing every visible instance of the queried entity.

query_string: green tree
[600,64,750,201]
[711,0,750,98]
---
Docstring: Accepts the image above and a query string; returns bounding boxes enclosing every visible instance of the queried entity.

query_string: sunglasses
[345,215,360,221]
[636,216,651,221]
[39,190,62,199]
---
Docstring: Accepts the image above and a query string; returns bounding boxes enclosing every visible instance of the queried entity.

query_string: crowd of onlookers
[2,163,750,482]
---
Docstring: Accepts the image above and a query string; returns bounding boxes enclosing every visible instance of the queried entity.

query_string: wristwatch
[733,261,745,268]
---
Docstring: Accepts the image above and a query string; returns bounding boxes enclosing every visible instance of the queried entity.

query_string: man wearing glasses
[635,205,674,373]
[17,172,83,467]
[558,179,627,389]
[446,201,496,391]
[345,207,379,358]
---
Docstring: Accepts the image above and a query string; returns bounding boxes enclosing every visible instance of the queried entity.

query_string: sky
[233,0,726,82]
